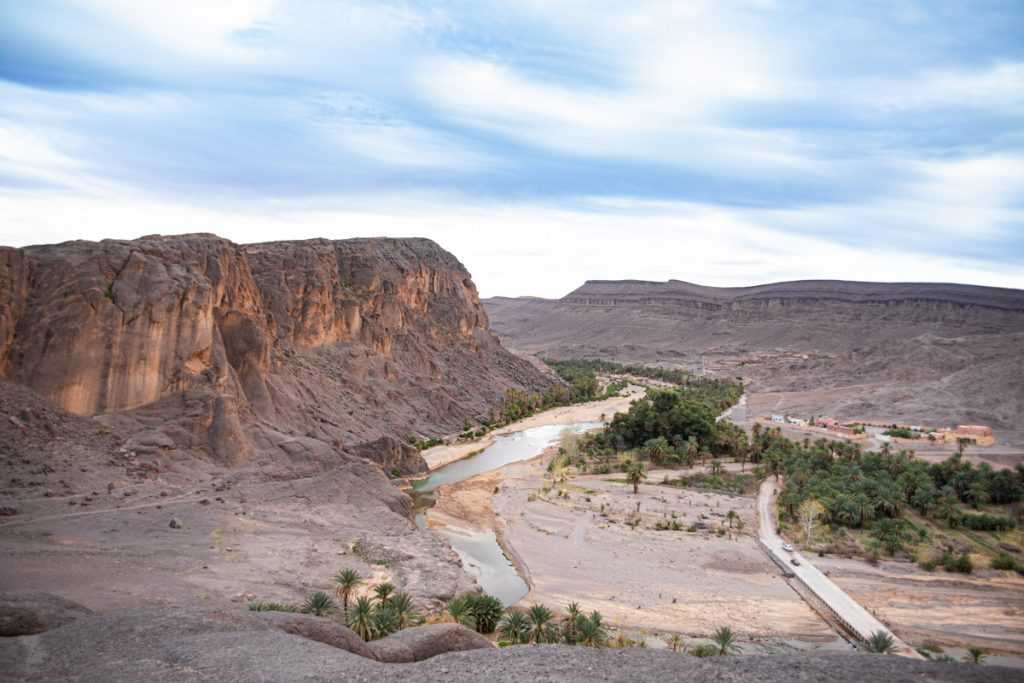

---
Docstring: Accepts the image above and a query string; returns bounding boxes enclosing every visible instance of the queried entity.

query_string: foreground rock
[0,592,92,637]
[369,623,493,662]
[0,605,1016,682]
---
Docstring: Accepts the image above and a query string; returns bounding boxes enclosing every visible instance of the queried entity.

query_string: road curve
[757,478,922,659]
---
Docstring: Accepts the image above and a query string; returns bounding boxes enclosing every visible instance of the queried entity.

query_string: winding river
[413,421,602,605]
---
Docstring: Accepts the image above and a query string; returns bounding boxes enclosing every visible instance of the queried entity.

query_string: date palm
[577,612,607,648]
[963,646,987,664]
[498,610,530,645]
[625,460,647,494]
[864,630,895,654]
[446,595,474,627]
[389,591,420,629]
[667,634,686,653]
[564,602,582,644]
[711,625,739,656]
[527,604,554,644]
[348,596,376,641]
[373,582,395,605]
[301,591,334,617]
[334,568,362,619]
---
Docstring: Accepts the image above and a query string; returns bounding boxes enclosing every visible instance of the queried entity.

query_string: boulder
[0,592,93,636]
[370,623,493,662]
[254,612,376,660]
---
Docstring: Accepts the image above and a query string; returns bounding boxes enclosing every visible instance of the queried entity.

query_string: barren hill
[485,279,1024,449]
[0,234,552,612]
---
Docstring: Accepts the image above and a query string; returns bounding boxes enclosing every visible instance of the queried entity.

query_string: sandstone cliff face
[0,234,551,469]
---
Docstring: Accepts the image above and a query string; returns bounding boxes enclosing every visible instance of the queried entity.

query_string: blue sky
[1,1,1022,297]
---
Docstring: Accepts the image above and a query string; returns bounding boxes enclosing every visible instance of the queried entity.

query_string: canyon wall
[0,234,552,469]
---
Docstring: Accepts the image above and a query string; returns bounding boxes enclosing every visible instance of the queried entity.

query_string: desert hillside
[485,279,1024,448]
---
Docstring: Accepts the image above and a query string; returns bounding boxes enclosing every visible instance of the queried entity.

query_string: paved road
[757,478,922,659]
[716,392,747,424]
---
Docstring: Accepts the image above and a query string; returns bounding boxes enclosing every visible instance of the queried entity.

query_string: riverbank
[422,386,645,470]
[430,441,834,642]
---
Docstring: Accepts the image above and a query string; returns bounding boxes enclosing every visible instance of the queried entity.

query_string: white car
[782,543,794,552]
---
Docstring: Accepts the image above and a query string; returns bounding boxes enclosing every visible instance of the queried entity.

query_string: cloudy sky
[1,1,1022,297]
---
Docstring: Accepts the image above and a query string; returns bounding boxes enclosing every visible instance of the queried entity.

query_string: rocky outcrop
[0,234,552,468]
[368,623,492,662]
[0,592,93,637]
[0,603,1015,682]
[254,612,377,659]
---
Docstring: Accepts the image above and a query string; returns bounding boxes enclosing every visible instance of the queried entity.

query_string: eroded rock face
[0,592,93,637]
[369,623,493,662]
[0,234,551,469]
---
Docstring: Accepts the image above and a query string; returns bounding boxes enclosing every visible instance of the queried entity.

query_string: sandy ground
[818,555,1024,655]
[433,449,834,642]
[422,387,645,470]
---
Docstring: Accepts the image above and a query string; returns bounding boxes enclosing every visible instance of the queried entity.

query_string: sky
[1,1,1022,298]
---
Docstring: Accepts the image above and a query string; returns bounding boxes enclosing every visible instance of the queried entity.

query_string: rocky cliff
[0,234,553,616]
[0,234,551,470]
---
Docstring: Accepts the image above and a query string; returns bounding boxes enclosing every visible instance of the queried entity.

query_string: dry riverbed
[429,446,835,643]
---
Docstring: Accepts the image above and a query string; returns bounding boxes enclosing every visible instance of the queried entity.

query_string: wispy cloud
[0,0,1021,291]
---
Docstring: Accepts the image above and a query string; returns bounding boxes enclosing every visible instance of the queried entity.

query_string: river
[413,421,602,605]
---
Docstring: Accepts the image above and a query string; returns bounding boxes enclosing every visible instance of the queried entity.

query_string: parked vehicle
[782,543,794,552]
[791,557,801,566]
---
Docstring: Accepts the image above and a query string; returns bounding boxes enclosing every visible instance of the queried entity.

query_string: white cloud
[2,190,1020,298]
[70,0,276,62]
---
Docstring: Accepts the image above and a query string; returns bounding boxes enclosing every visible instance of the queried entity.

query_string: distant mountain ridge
[563,279,1024,311]
[483,277,1024,446]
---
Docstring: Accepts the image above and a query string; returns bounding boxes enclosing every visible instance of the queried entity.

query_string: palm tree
[388,591,420,629]
[726,510,737,529]
[527,604,554,644]
[373,582,395,605]
[963,647,987,664]
[864,630,895,654]
[711,626,740,655]
[446,595,474,628]
[626,460,647,494]
[667,634,686,653]
[577,612,607,648]
[348,596,377,641]
[709,459,724,476]
[498,610,530,645]
[302,591,335,617]
[334,568,362,619]
[471,595,504,634]
[564,602,582,644]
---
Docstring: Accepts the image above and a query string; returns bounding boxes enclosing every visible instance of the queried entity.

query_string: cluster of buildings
[764,414,994,446]
[768,414,866,440]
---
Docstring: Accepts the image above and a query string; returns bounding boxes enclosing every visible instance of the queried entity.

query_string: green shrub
[864,631,896,654]
[248,600,300,613]
[961,513,1015,531]
[302,591,335,616]
[991,553,1023,572]
[690,643,718,657]
[941,551,973,574]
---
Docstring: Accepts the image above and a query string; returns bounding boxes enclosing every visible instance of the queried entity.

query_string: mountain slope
[485,279,1024,447]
